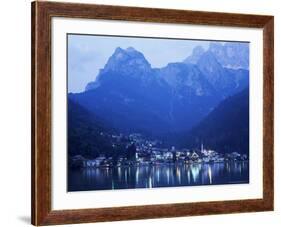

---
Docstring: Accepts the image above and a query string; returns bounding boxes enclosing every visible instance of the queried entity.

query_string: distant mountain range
[184,42,249,70]
[69,43,249,138]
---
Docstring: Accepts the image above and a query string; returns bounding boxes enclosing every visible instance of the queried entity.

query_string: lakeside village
[70,133,248,169]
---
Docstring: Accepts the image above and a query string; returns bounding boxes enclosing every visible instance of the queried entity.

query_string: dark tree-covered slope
[68,99,116,159]
[183,88,249,154]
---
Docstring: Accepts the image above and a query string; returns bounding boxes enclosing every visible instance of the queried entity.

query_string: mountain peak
[100,47,151,76]
[183,45,205,64]
[193,46,205,56]
[209,42,249,69]
[114,46,123,53]
[126,46,137,52]
[184,42,249,70]
[111,47,127,59]
[198,51,221,67]
[111,47,146,60]
[209,42,224,52]
[196,51,225,85]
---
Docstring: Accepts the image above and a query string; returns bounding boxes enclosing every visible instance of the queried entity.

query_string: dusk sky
[68,34,211,93]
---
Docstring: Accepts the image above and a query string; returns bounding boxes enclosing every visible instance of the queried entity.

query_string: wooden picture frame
[31,1,274,226]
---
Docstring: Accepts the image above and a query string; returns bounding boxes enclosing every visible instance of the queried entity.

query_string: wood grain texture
[262,17,274,210]
[31,1,274,226]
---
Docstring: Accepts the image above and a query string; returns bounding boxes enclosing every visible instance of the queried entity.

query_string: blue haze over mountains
[68,41,249,155]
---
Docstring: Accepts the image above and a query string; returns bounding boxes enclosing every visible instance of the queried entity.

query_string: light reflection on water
[68,162,249,191]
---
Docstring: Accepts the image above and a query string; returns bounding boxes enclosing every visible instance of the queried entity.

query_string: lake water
[68,161,249,191]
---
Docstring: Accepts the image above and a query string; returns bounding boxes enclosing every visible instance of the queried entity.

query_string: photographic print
[67,34,250,192]
[32,3,274,225]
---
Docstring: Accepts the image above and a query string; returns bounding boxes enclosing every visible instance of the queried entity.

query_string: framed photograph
[31,1,274,226]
